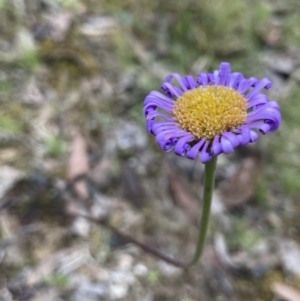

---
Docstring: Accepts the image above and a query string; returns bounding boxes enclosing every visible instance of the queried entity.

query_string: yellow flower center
[173,85,248,140]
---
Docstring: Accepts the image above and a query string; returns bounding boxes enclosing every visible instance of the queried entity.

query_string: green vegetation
[43,273,70,290]
[46,136,67,159]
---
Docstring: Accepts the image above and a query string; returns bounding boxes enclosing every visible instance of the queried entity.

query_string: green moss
[236,271,284,301]
[112,32,137,68]
[38,40,97,86]
[254,176,268,206]
[46,136,67,159]
[284,10,300,47]
[147,270,161,285]
[43,273,70,290]
[253,2,272,22]
[17,50,39,70]
[0,80,12,97]
[0,115,22,134]
[238,272,300,301]
[282,168,300,197]
[0,0,5,11]
[270,87,300,197]
[227,218,263,252]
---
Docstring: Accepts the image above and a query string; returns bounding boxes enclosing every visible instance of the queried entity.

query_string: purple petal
[218,62,231,85]
[151,121,178,134]
[143,102,173,116]
[247,93,268,109]
[171,137,178,144]
[149,91,175,105]
[247,101,279,117]
[200,141,212,163]
[144,92,174,106]
[213,70,219,85]
[228,72,244,89]
[161,82,183,98]
[250,130,259,142]
[235,134,243,145]
[143,105,156,117]
[183,75,197,89]
[237,126,251,145]
[246,78,272,100]
[146,111,174,121]
[186,138,206,160]
[152,124,193,138]
[155,128,189,140]
[146,119,155,134]
[220,136,234,154]
[174,134,195,157]
[144,92,174,114]
[155,124,189,151]
[246,101,281,133]
[248,122,271,134]
[237,78,258,94]
[222,132,240,148]
[197,73,213,86]
[211,136,222,156]
[156,136,176,152]
[164,73,189,91]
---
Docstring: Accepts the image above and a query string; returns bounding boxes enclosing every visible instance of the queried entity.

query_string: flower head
[143,62,281,163]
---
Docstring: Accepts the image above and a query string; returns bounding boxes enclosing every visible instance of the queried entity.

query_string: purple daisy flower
[143,62,281,163]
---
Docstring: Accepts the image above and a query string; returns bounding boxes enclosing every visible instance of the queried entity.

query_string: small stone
[0,287,13,301]
[79,16,117,36]
[133,263,148,277]
[0,166,24,199]
[158,261,182,278]
[109,282,129,300]
[77,283,108,298]
[114,120,148,152]
[116,253,134,271]
[280,240,300,276]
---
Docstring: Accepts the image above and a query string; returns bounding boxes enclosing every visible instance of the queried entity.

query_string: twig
[68,213,189,268]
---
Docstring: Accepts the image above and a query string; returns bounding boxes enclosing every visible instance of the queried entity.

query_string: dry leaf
[67,134,89,200]
[271,282,300,301]
[91,156,115,188]
[168,168,199,225]
[221,157,260,208]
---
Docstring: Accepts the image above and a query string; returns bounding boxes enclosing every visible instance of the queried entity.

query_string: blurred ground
[1,0,300,300]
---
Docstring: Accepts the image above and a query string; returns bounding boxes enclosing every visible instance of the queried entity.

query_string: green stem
[190,156,217,266]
